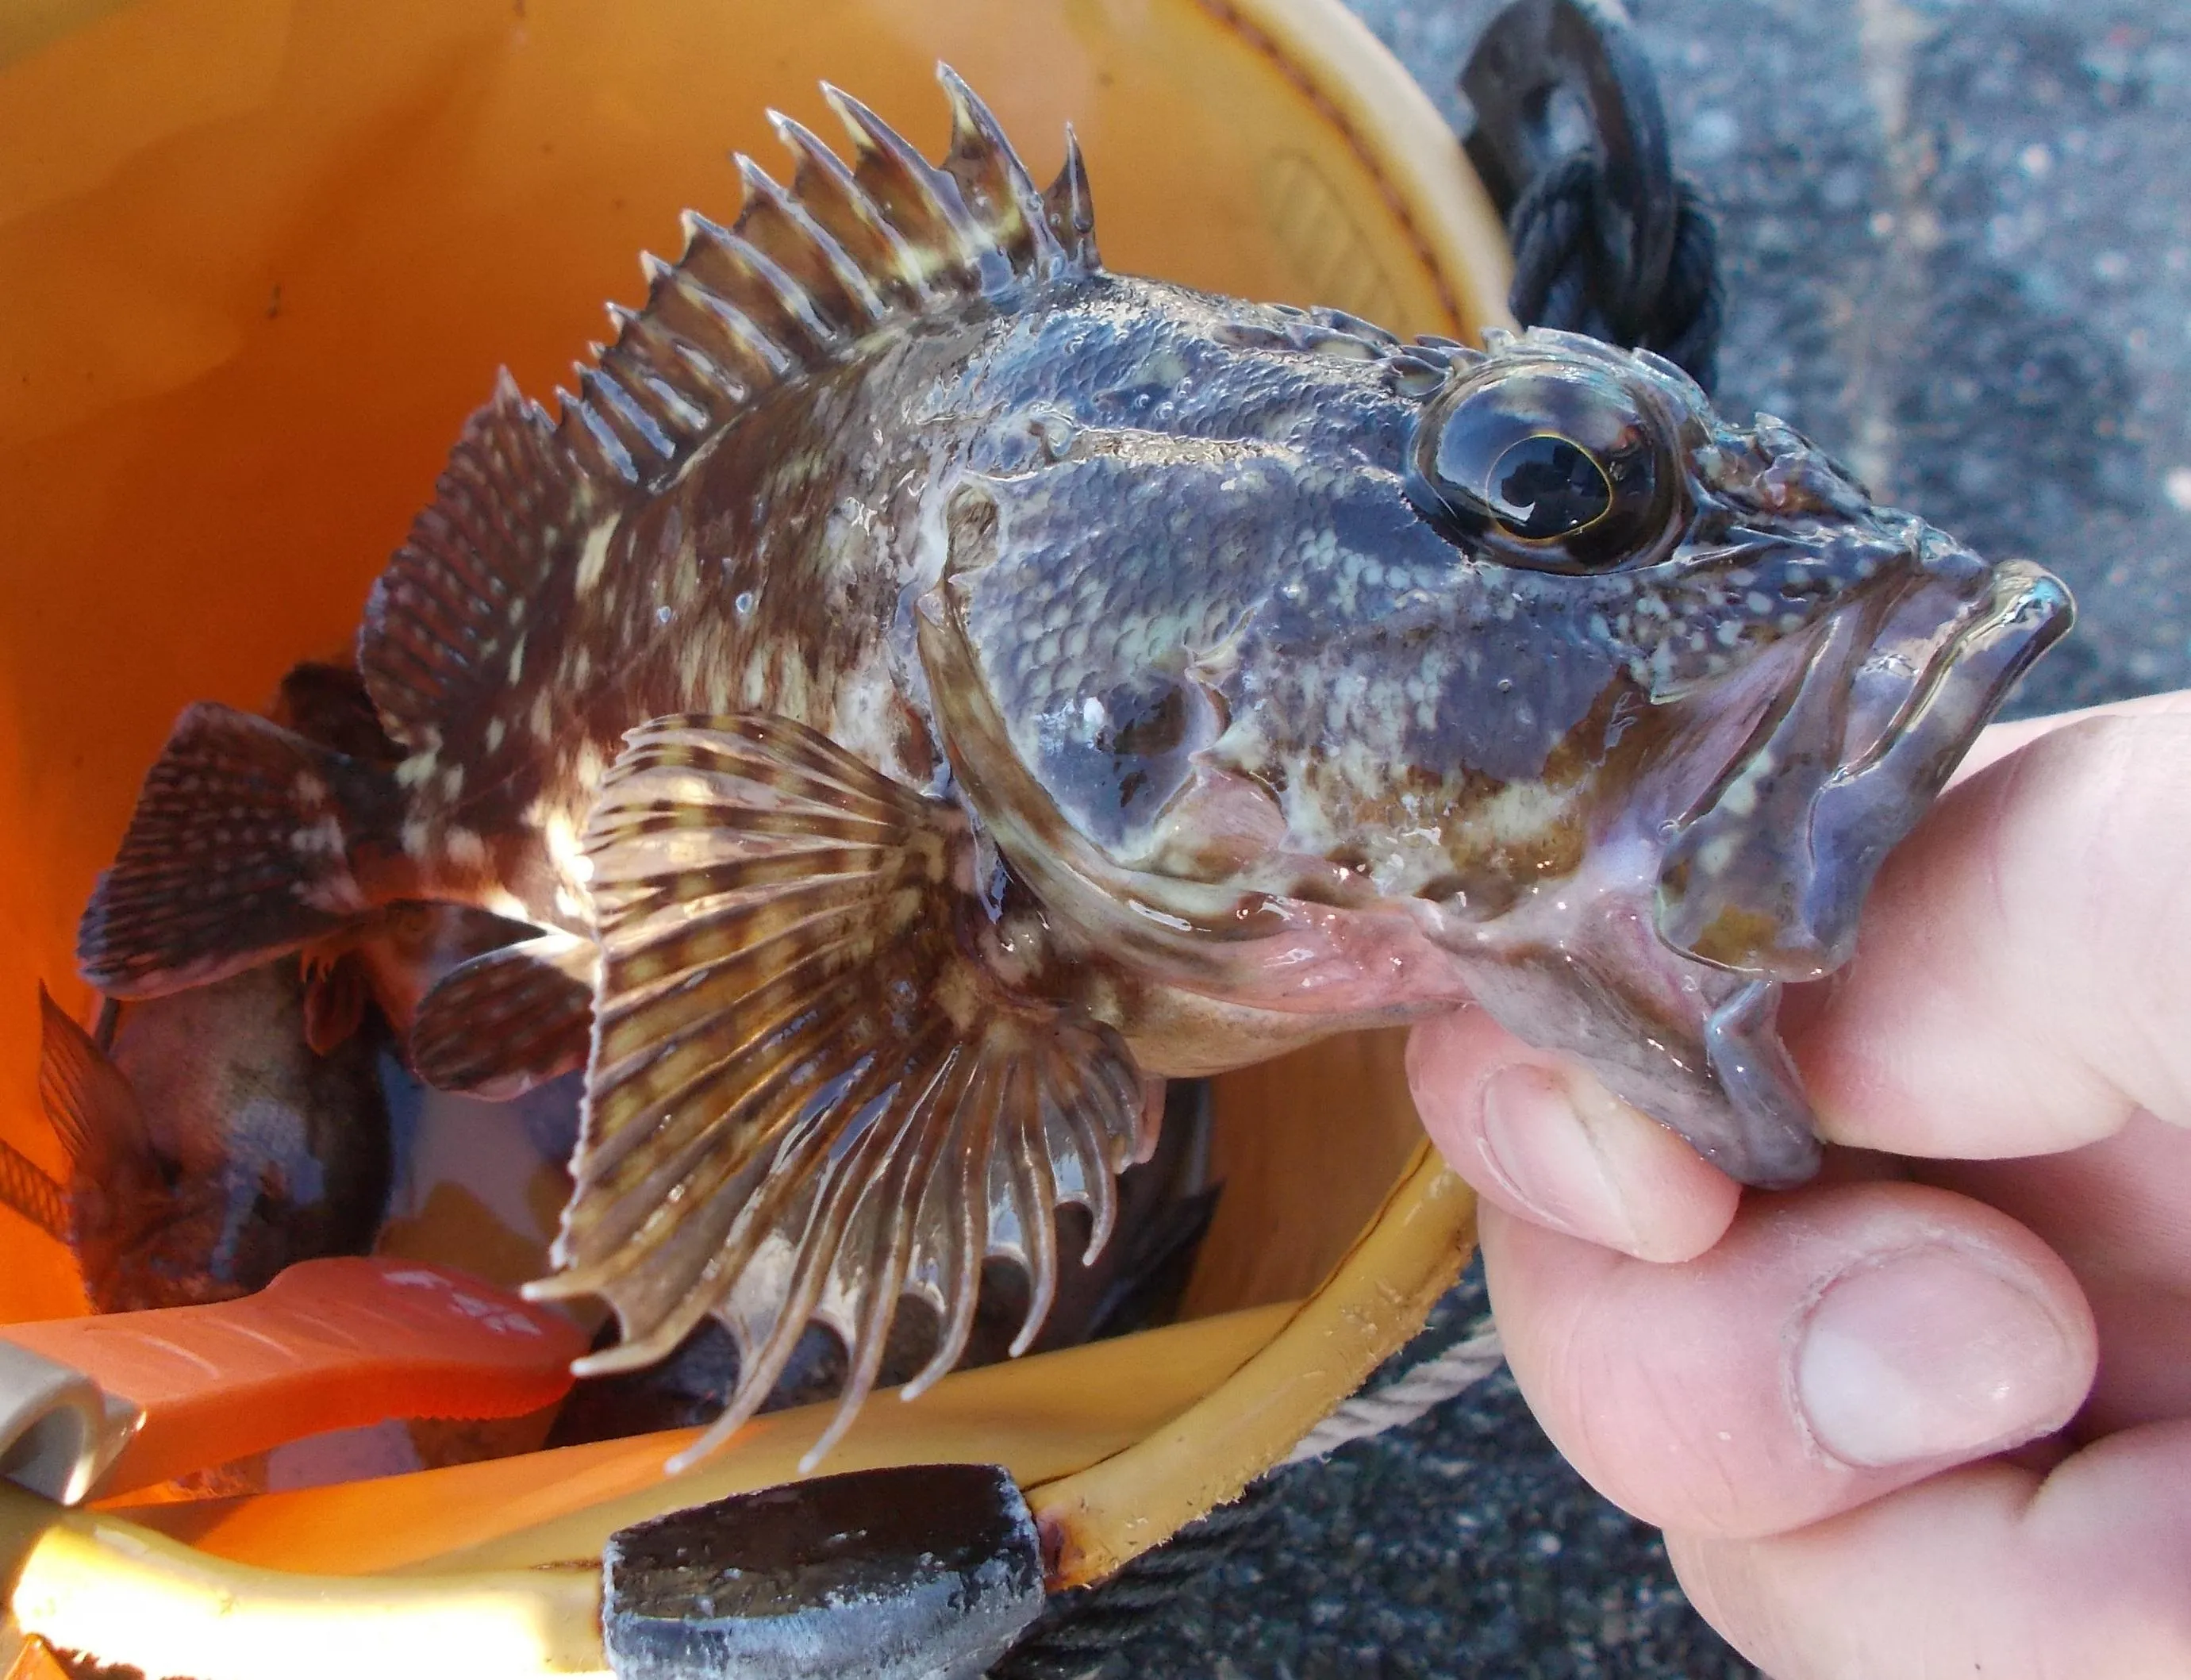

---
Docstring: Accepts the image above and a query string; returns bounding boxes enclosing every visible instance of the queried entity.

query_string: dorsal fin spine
[821,83,988,294]
[677,219,837,360]
[768,110,934,306]
[728,159,889,329]
[576,364,674,478]
[1044,125,1100,274]
[556,386,639,483]
[601,305,716,437]
[937,66,1059,277]
[630,252,762,402]
[643,244,798,390]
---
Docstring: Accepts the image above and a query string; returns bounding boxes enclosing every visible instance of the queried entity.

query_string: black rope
[1506,154,1724,391]
[988,1486,1280,1679]
[1461,0,1726,393]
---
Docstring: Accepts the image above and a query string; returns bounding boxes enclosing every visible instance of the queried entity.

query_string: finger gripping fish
[76,66,2071,1466]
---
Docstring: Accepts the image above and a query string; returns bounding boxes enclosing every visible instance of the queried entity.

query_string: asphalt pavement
[1136,1,2191,1674]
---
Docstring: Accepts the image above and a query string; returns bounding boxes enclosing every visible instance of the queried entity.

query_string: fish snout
[1653,554,2074,982]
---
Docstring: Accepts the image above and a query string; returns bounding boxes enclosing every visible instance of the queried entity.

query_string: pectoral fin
[409,932,596,1099]
[526,714,1149,1471]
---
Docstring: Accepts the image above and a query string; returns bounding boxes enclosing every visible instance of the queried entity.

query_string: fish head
[1382,326,2074,982]
[939,308,2068,986]
[928,305,2068,1182]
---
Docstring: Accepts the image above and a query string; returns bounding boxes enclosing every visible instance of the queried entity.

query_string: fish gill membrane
[70,65,2072,1468]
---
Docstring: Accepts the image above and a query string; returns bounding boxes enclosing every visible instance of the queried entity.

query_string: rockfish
[77,68,2070,1463]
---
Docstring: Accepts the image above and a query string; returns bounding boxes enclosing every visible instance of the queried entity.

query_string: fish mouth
[1654,554,2074,981]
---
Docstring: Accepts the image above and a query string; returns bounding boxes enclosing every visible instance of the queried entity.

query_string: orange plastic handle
[0,1259,586,1495]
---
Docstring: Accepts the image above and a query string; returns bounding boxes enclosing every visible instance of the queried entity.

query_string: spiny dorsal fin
[528,713,1146,1474]
[555,63,1100,490]
[359,69,1095,755]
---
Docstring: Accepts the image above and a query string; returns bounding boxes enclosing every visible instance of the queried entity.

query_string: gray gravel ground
[1136,0,2191,1674]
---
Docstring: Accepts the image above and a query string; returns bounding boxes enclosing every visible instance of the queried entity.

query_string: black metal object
[603,1463,1044,1680]
[1461,0,1724,389]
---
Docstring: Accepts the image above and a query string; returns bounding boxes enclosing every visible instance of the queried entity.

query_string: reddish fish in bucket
[0,663,544,1313]
[75,67,2072,1467]
[6,974,391,1313]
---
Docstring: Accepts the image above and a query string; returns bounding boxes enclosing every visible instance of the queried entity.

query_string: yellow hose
[0,1485,606,1680]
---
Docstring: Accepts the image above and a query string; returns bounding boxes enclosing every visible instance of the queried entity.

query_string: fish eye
[1406,365,1672,571]
[1485,434,1612,540]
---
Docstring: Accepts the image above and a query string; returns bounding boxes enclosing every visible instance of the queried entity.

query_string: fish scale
[76,63,2070,1468]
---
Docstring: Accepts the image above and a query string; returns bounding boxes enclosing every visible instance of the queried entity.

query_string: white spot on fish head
[396,752,438,790]
[483,717,506,754]
[401,817,434,859]
[529,687,555,740]
[438,762,466,800]
[507,632,527,684]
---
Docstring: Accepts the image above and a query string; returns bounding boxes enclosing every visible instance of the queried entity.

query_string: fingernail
[1795,1244,2081,1468]
[1478,1063,1639,1250]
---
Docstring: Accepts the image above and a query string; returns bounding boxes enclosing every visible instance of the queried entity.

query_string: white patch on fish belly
[529,687,556,740]
[506,632,528,684]
[402,818,434,859]
[396,752,438,790]
[574,515,621,596]
[484,717,505,754]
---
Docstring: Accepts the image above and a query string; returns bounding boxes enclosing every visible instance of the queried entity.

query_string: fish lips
[1653,551,2074,982]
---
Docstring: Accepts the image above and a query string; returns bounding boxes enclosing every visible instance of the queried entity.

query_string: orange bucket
[0,1,1506,1670]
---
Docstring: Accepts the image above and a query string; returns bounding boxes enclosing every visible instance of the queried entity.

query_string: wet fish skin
[72,69,2070,1455]
[36,967,393,1313]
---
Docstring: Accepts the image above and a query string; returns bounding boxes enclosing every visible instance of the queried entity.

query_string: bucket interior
[0,0,1497,1490]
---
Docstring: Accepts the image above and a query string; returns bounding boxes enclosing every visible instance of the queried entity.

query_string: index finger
[1790,702,2191,1159]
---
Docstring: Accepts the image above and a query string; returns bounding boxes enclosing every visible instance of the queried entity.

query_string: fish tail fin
[78,702,406,998]
[30,982,153,1255]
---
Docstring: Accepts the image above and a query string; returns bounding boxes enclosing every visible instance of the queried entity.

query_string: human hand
[1405,692,2191,1678]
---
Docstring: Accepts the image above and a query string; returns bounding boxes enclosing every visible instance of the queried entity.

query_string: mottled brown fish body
[75,68,2070,1463]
